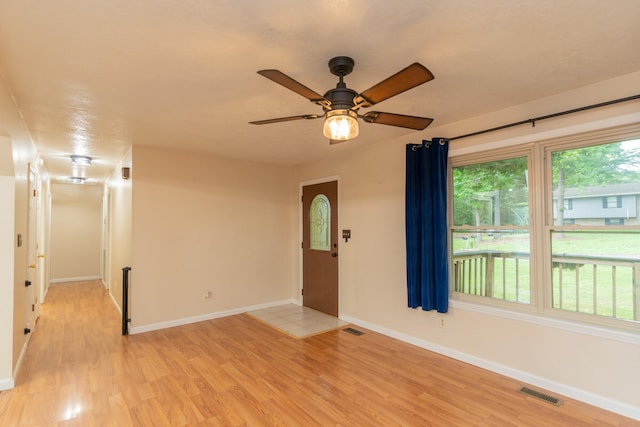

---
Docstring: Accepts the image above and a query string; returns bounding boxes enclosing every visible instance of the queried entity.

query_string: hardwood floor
[0,280,636,426]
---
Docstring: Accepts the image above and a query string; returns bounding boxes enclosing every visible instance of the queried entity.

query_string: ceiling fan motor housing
[324,86,357,111]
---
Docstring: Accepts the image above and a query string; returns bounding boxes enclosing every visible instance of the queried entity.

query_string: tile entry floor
[246,304,349,338]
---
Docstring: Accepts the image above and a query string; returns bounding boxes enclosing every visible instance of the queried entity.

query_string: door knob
[28,264,36,269]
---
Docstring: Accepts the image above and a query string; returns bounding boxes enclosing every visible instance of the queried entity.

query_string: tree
[552,141,640,226]
[452,140,640,229]
[453,156,528,227]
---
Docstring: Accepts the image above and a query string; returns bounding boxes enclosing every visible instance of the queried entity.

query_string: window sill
[450,299,640,345]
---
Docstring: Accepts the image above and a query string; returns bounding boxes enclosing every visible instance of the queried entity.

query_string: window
[549,141,640,325]
[310,194,331,251]
[605,218,624,226]
[451,153,531,305]
[450,132,640,331]
[603,196,622,208]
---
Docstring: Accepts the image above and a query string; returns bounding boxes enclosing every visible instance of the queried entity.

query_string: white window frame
[449,124,640,333]
[449,145,539,313]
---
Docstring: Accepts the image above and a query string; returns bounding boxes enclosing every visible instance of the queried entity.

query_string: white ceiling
[1,0,639,182]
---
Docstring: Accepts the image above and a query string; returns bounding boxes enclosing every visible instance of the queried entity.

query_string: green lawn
[551,232,640,256]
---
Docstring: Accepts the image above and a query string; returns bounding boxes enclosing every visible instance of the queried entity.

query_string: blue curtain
[405,138,449,313]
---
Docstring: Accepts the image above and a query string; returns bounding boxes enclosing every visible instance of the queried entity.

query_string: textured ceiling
[1,0,639,182]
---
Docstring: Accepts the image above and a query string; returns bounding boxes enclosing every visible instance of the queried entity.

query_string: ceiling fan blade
[249,114,322,125]
[257,70,328,105]
[355,63,434,107]
[362,112,433,130]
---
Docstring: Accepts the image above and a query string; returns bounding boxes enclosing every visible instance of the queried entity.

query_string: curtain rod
[443,94,640,142]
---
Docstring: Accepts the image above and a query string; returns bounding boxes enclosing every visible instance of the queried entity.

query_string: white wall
[0,174,15,388]
[0,71,39,389]
[130,145,295,331]
[292,71,640,419]
[50,183,103,282]
[106,147,132,309]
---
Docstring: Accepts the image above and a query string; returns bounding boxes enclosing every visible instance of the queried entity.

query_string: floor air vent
[343,327,364,336]
[518,386,563,406]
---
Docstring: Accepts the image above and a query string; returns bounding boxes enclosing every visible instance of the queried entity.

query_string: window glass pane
[452,230,530,304]
[453,157,529,227]
[604,196,621,208]
[551,231,640,322]
[310,194,330,251]
[551,140,640,227]
[550,139,640,324]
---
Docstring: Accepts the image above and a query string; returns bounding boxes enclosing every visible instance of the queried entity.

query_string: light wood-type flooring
[0,280,637,426]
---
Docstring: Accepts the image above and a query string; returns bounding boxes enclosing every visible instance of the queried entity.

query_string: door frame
[26,164,40,329]
[298,175,340,312]
[102,189,112,290]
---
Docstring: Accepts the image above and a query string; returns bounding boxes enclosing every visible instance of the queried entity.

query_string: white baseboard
[6,332,32,391]
[50,275,102,284]
[110,291,122,315]
[339,314,640,422]
[0,377,14,391]
[129,299,294,335]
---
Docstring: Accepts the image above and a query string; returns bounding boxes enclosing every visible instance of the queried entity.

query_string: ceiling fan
[249,56,434,144]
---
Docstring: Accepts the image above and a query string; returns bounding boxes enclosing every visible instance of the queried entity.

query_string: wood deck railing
[453,250,640,321]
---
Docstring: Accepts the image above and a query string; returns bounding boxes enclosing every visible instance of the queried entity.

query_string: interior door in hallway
[302,181,338,317]
[26,166,40,331]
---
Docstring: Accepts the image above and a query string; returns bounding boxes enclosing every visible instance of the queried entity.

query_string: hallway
[0,280,636,426]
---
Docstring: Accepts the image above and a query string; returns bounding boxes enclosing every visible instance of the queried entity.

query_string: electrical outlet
[203,291,211,301]
[439,318,445,328]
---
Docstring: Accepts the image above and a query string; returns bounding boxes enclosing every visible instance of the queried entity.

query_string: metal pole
[122,267,132,335]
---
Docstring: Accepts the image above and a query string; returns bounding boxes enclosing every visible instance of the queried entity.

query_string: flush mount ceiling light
[250,56,434,144]
[70,155,92,165]
[68,176,86,184]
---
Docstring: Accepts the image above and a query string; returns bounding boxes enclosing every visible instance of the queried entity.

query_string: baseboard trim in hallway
[50,275,102,284]
[0,378,14,391]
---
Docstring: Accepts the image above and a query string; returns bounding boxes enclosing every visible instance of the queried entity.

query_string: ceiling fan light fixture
[323,109,359,141]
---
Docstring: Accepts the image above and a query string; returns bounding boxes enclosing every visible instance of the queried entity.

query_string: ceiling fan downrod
[325,56,357,111]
